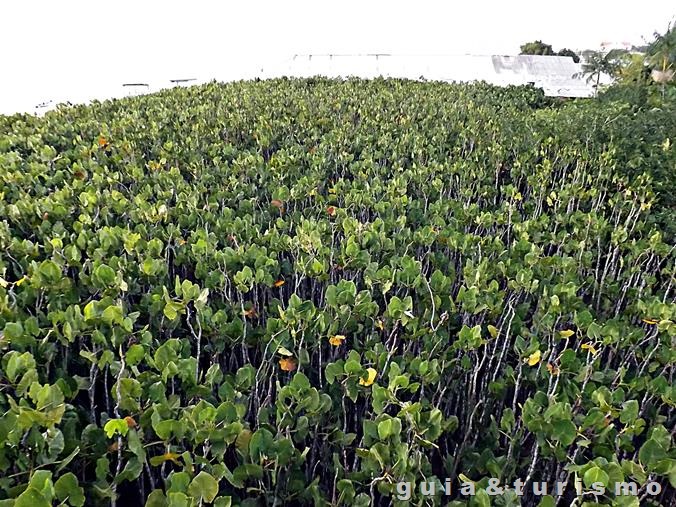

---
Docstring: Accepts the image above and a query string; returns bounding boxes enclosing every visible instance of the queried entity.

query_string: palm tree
[577,49,628,96]
[647,21,675,97]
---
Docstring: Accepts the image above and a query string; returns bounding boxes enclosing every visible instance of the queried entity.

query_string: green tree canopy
[520,40,555,56]
[557,48,581,63]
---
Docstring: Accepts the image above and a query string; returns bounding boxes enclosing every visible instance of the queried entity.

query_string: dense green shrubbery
[0,78,674,506]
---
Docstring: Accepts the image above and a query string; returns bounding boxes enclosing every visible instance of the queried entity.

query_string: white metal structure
[284,54,598,97]
[122,83,150,97]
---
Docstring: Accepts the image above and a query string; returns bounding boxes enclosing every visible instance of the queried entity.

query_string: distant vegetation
[519,40,581,63]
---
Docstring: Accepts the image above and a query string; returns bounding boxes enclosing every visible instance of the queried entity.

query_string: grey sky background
[1,1,674,114]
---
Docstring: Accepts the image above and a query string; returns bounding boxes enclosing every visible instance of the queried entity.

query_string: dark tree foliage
[519,40,555,56]
[557,48,581,63]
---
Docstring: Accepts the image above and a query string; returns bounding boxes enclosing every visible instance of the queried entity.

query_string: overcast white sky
[1,1,674,114]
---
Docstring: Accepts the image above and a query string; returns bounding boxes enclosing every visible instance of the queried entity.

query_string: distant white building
[599,41,634,52]
[283,54,597,97]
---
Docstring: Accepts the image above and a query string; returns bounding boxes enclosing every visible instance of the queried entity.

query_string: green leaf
[94,264,116,286]
[96,457,110,481]
[54,473,85,507]
[249,428,274,463]
[167,492,189,507]
[163,302,182,321]
[145,489,168,507]
[551,419,577,446]
[621,459,647,484]
[639,439,667,467]
[537,496,556,507]
[619,400,639,424]
[187,471,219,503]
[231,464,263,486]
[55,446,81,473]
[104,418,129,438]
[469,489,490,507]
[15,488,50,507]
[167,471,191,493]
[101,305,124,326]
[648,425,671,448]
[583,466,609,488]
[377,418,402,440]
[39,260,62,283]
[126,344,146,366]
[3,322,24,342]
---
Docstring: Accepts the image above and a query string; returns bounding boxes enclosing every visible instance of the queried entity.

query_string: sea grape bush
[0,78,674,506]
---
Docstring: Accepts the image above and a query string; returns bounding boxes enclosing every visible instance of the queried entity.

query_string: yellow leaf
[375,320,384,331]
[514,192,522,201]
[279,357,297,372]
[329,334,346,346]
[274,279,285,288]
[162,452,181,465]
[359,367,377,386]
[15,276,29,287]
[526,350,541,366]
[487,325,499,339]
[558,329,575,338]
[0,276,7,288]
[581,343,598,355]
[458,474,474,484]
[642,318,658,325]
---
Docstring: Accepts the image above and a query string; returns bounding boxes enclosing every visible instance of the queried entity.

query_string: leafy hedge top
[0,78,674,506]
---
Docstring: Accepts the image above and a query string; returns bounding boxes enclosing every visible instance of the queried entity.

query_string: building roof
[284,54,598,98]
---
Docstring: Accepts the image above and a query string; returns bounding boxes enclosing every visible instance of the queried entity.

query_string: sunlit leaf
[581,343,599,355]
[526,350,541,366]
[277,346,293,357]
[359,368,377,386]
